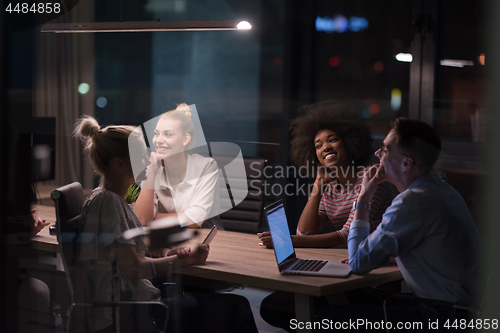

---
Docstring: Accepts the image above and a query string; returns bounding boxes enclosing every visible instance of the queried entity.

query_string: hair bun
[74,115,101,141]
[176,103,192,119]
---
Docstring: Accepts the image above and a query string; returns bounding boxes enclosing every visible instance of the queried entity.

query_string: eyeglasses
[376,144,412,158]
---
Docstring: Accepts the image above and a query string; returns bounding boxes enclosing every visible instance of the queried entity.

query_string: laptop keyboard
[292,259,328,272]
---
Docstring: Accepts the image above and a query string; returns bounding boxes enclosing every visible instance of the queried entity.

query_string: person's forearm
[151,247,173,258]
[120,254,178,280]
[155,212,182,219]
[116,243,204,280]
[353,193,371,222]
[347,220,371,273]
[146,256,180,278]
[349,194,371,272]
[153,212,198,228]
[135,188,156,225]
[297,179,325,233]
[125,254,200,280]
[292,232,344,248]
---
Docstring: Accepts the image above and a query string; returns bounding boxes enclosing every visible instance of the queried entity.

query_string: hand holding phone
[202,225,218,245]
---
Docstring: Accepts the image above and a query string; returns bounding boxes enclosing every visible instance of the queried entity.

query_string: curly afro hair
[290,104,373,167]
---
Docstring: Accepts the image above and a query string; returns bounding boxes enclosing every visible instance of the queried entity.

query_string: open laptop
[264,200,351,277]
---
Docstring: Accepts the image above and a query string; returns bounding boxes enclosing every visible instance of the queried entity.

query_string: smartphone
[202,225,218,245]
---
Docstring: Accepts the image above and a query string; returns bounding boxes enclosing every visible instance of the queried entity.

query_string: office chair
[382,275,490,333]
[219,157,267,233]
[51,182,169,333]
[382,293,486,333]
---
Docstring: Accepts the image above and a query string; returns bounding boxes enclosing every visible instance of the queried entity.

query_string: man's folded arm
[348,220,396,274]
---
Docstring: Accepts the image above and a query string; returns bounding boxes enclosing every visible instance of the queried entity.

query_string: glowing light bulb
[96,96,108,108]
[391,88,402,111]
[237,21,251,30]
[78,83,90,94]
[478,53,485,65]
[395,53,413,62]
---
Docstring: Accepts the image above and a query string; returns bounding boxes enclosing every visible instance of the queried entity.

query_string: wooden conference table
[31,204,58,253]
[32,204,402,332]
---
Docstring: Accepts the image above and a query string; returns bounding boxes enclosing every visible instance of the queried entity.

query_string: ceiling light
[236,21,251,30]
[395,53,413,62]
[41,20,252,33]
[440,59,474,68]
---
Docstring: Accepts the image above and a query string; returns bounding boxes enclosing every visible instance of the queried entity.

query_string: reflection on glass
[434,0,487,142]
[130,104,248,229]
[313,0,412,135]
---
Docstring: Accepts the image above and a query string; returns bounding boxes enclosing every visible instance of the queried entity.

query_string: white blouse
[152,153,221,227]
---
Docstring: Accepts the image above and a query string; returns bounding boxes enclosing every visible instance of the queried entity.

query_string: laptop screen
[265,201,295,265]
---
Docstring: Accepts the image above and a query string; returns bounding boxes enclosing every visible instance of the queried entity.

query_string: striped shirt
[297,177,396,244]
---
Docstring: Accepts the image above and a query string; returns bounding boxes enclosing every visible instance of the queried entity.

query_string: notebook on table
[264,200,351,277]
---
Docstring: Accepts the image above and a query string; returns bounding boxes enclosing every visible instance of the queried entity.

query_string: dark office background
[1,0,495,330]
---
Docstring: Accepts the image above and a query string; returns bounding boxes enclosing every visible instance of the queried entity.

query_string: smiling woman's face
[314,129,351,168]
[152,118,188,158]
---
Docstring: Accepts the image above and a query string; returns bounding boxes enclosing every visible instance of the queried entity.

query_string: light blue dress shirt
[348,173,485,307]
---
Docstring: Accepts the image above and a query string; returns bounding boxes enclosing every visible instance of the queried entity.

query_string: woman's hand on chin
[147,151,162,175]
[315,165,336,186]
[359,164,384,201]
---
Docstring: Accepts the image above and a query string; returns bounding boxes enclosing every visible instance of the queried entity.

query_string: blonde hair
[159,103,195,150]
[73,115,136,178]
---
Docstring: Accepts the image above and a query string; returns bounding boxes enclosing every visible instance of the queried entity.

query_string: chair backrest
[51,182,84,259]
[51,183,168,333]
[219,157,266,233]
[51,182,84,223]
[51,182,85,305]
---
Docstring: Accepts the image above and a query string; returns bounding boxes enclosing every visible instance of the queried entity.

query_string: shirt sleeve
[296,186,329,235]
[139,178,159,219]
[347,195,413,274]
[152,190,158,219]
[369,182,396,231]
[335,211,354,245]
[183,160,219,227]
[79,193,135,261]
[336,182,394,245]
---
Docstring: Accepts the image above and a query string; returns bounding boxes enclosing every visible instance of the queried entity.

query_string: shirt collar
[183,154,198,186]
[406,173,434,191]
[157,154,196,189]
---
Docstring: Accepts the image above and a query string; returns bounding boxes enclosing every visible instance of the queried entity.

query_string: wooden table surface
[33,204,401,297]
[31,204,58,253]
[181,228,402,297]
[32,204,403,332]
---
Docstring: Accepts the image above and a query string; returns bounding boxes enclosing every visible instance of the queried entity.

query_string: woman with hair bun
[135,103,222,229]
[74,115,257,333]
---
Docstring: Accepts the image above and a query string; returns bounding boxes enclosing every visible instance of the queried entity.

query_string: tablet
[202,225,218,245]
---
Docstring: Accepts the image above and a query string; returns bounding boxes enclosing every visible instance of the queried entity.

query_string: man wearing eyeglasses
[341,118,485,325]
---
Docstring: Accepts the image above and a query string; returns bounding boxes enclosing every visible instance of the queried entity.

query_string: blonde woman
[74,115,256,333]
[135,104,222,229]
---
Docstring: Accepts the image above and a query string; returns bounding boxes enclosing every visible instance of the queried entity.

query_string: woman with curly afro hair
[259,104,396,249]
[258,104,397,332]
